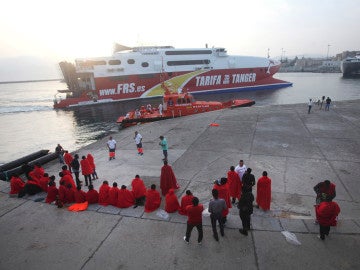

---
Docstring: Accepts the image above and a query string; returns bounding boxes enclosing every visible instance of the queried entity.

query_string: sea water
[0,73,359,164]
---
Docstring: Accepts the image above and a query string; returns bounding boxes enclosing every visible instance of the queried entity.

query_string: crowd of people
[8,138,340,243]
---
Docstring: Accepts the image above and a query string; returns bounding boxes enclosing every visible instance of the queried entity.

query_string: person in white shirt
[158,103,163,116]
[107,136,117,160]
[134,131,143,155]
[235,160,247,181]
[308,98,313,114]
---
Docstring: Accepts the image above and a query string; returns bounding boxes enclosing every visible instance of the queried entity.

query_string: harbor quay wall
[0,100,360,270]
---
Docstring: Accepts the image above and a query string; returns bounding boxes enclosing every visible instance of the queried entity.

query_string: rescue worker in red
[165,189,180,213]
[315,197,340,240]
[256,171,272,211]
[145,184,161,213]
[178,190,194,215]
[131,175,147,207]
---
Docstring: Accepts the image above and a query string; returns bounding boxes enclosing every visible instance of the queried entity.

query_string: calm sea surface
[0,73,359,164]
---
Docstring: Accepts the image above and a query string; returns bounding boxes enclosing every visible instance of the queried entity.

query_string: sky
[0,0,359,81]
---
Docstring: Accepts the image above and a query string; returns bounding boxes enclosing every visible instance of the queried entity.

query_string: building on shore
[278,50,360,73]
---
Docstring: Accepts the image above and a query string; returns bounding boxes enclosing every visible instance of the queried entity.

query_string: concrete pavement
[1,100,360,270]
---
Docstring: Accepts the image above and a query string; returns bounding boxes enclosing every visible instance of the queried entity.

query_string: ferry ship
[54,44,292,109]
[341,54,360,77]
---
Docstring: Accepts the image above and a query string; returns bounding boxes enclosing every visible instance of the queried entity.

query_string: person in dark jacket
[237,190,254,236]
[70,154,81,187]
[242,168,255,193]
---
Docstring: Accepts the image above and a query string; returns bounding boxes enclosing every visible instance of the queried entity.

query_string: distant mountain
[0,56,62,82]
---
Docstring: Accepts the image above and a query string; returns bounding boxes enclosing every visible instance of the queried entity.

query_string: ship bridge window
[216,48,226,52]
[127,59,135,64]
[90,60,106,66]
[109,60,121,65]
[167,60,210,66]
[141,62,149,67]
[165,50,212,55]
[79,60,106,67]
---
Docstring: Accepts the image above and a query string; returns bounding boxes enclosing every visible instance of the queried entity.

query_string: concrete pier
[1,100,359,270]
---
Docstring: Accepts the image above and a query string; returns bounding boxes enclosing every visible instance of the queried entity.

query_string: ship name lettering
[195,75,222,86]
[117,83,136,94]
[231,73,256,83]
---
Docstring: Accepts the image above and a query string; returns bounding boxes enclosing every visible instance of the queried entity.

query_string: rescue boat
[116,84,255,128]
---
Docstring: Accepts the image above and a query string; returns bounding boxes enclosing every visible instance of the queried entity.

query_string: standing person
[55,144,64,164]
[213,178,231,224]
[325,97,332,111]
[308,98,313,114]
[160,160,179,196]
[131,175,147,207]
[315,198,340,240]
[107,136,117,160]
[134,131,144,156]
[320,95,326,110]
[159,135,168,161]
[63,151,74,173]
[256,171,272,211]
[183,197,204,245]
[80,156,92,186]
[208,189,227,241]
[178,190,194,215]
[238,190,255,236]
[242,168,256,193]
[235,160,247,181]
[227,166,242,204]
[314,180,336,204]
[158,103,163,116]
[70,154,81,187]
[87,153,98,180]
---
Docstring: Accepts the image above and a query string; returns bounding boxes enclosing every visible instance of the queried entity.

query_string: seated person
[9,174,25,196]
[86,185,99,204]
[131,175,146,207]
[45,180,58,204]
[165,188,180,213]
[74,185,87,203]
[99,181,110,206]
[117,185,134,208]
[108,182,119,206]
[145,184,161,213]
